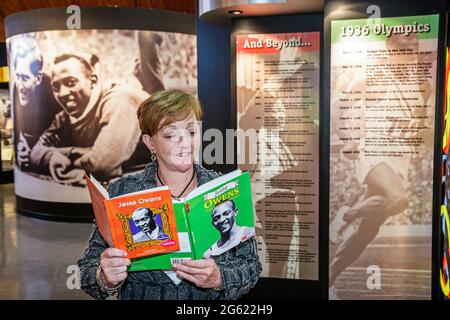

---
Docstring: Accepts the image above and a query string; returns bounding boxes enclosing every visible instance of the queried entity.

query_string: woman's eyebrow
[161,126,176,132]
[164,122,196,130]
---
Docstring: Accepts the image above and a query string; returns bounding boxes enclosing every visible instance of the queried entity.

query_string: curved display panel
[6,8,196,220]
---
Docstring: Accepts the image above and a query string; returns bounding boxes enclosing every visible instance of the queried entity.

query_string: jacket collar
[141,161,211,189]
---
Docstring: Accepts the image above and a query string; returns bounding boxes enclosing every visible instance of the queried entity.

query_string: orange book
[85,174,180,259]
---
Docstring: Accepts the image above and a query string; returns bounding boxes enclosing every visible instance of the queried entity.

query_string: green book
[129,169,255,271]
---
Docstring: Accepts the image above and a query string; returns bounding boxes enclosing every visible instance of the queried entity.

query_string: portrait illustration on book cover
[117,203,176,251]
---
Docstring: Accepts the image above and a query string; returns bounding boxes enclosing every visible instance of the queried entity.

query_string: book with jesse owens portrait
[130,169,256,271]
[85,175,181,260]
[86,170,256,271]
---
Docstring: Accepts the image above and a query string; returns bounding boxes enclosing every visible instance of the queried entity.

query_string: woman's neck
[156,162,197,197]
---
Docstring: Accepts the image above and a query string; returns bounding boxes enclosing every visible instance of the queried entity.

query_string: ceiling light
[228,10,243,15]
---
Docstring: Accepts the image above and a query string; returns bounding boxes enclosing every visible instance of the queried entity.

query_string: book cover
[184,170,255,259]
[85,175,180,259]
[129,202,194,271]
[128,170,256,271]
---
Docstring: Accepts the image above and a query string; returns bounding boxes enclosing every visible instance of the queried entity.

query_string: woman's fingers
[173,261,204,275]
[102,248,127,259]
[102,257,130,267]
[103,265,128,275]
[175,270,202,287]
[104,271,128,284]
[100,248,130,286]
[173,259,222,289]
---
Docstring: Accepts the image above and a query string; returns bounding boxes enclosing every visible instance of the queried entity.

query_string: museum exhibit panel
[324,0,447,300]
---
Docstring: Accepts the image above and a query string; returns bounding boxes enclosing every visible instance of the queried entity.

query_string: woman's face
[144,113,201,173]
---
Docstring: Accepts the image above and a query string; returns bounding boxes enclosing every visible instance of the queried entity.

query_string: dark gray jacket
[77,162,262,300]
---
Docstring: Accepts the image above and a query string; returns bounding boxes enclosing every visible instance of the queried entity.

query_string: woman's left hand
[173,259,222,289]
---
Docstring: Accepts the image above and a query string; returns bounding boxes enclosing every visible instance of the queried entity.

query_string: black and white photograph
[203,199,255,259]
[7,30,197,202]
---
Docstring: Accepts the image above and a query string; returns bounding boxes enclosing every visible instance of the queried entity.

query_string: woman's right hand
[100,248,131,286]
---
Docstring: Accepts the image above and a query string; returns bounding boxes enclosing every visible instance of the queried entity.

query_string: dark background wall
[196,13,233,174]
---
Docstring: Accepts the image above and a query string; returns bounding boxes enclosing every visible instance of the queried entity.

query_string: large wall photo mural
[7,29,196,203]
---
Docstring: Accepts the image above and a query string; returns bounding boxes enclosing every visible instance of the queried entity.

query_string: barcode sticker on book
[171,258,192,265]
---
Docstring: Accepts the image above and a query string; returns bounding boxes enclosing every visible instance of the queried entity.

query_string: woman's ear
[142,134,155,152]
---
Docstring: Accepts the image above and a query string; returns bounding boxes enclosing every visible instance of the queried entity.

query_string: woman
[77,89,262,299]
